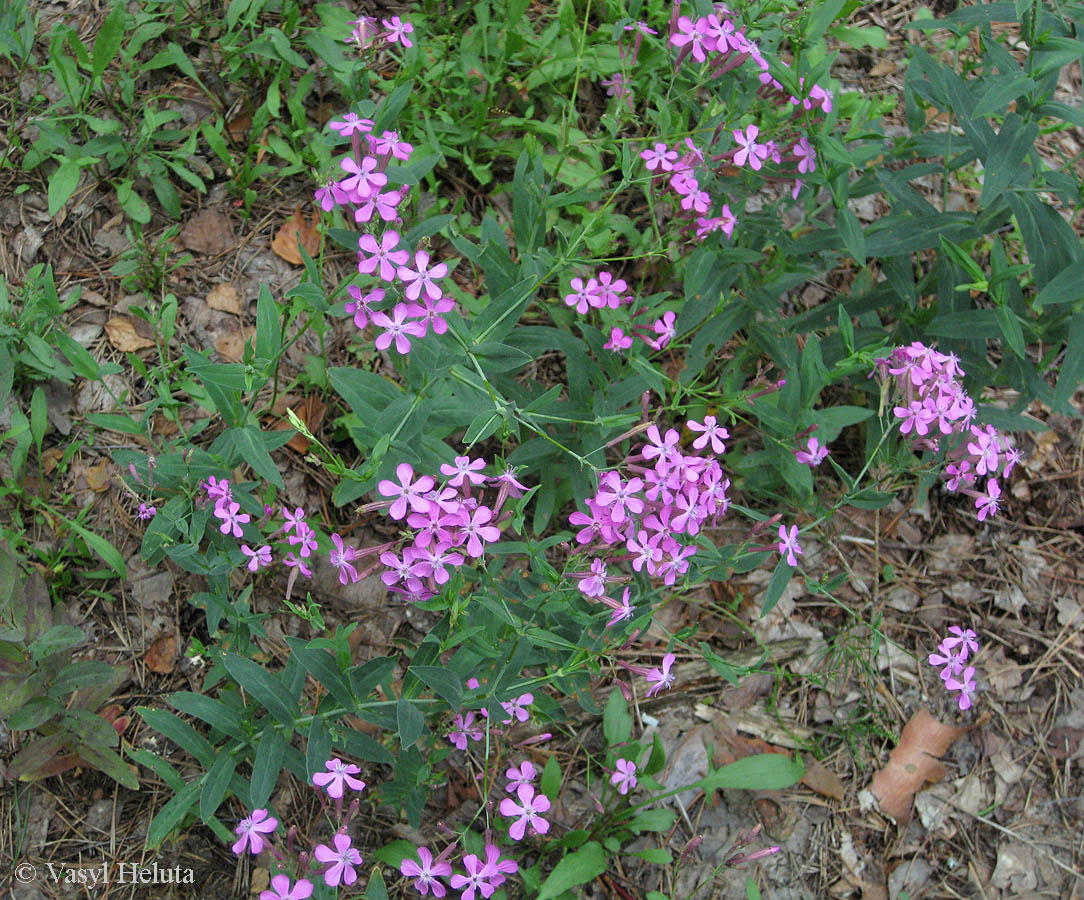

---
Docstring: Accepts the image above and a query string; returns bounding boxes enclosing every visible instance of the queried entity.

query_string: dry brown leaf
[870,708,964,824]
[868,59,896,77]
[145,632,177,674]
[271,394,327,453]
[801,754,846,801]
[271,205,322,265]
[227,111,252,143]
[42,447,64,476]
[85,458,111,492]
[104,316,156,352]
[215,326,255,363]
[206,282,242,314]
[180,209,234,255]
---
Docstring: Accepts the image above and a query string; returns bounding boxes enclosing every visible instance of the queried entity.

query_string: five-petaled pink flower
[314,832,363,887]
[687,416,729,454]
[329,533,359,585]
[259,874,314,900]
[372,302,428,355]
[312,758,366,799]
[240,544,272,572]
[645,652,676,697]
[398,251,449,302]
[611,758,637,795]
[383,16,414,48]
[232,808,278,856]
[733,124,770,171]
[358,230,410,282]
[378,463,435,520]
[506,760,537,792]
[400,846,452,897]
[795,436,828,466]
[777,524,803,566]
[499,783,552,841]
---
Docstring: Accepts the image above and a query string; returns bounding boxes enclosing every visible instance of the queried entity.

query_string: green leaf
[28,624,84,661]
[79,743,139,790]
[540,754,561,800]
[227,425,286,490]
[995,304,1026,358]
[306,716,332,777]
[603,688,632,747]
[147,780,200,848]
[170,692,246,741]
[285,638,355,711]
[56,511,126,577]
[200,752,237,823]
[250,727,286,809]
[644,731,667,776]
[701,753,805,792]
[223,654,298,725]
[631,848,673,864]
[136,707,215,767]
[349,656,396,699]
[408,666,462,710]
[256,284,282,365]
[340,729,393,765]
[628,808,676,833]
[837,207,866,266]
[364,868,389,900]
[30,386,46,450]
[92,2,127,78]
[1054,313,1084,411]
[396,698,424,747]
[48,158,82,217]
[7,698,63,731]
[980,113,1038,207]
[762,557,795,616]
[49,660,119,696]
[116,180,151,224]
[537,841,606,900]
[1034,260,1084,307]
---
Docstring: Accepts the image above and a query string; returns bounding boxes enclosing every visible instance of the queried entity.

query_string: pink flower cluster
[630,6,831,246]
[401,843,518,900]
[346,15,415,51]
[928,626,980,711]
[875,342,1020,521]
[372,459,526,600]
[568,419,732,611]
[447,677,534,750]
[316,105,456,358]
[563,270,679,353]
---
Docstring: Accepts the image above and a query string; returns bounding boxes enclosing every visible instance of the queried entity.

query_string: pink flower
[777,524,803,566]
[649,310,677,350]
[339,155,387,198]
[344,285,385,330]
[329,113,373,136]
[288,522,318,558]
[604,326,634,352]
[975,478,1001,521]
[564,276,598,314]
[640,142,679,172]
[283,552,312,578]
[379,463,435,520]
[312,758,366,799]
[383,16,414,48]
[137,503,156,520]
[441,455,487,487]
[372,302,428,355]
[602,587,635,628]
[449,853,495,900]
[314,832,362,887]
[499,692,534,724]
[371,130,414,161]
[479,843,518,886]
[794,436,828,466]
[611,759,637,795]
[354,186,403,224]
[506,760,537,792]
[241,544,272,572]
[733,124,770,171]
[687,415,729,454]
[943,626,979,660]
[282,506,307,534]
[793,136,816,174]
[499,783,552,841]
[358,230,410,282]
[671,16,709,62]
[232,809,278,856]
[398,250,449,302]
[401,846,452,898]
[216,500,250,538]
[260,874,314,900]
[645,652,676,698]
[944,666,977,711]
[329,533,359,585]
[448,712,483,750]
